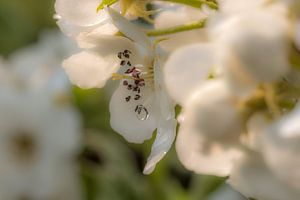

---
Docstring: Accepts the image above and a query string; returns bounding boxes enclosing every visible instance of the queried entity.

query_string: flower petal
[176,123,242,176]
[63,36,142,89]
[229,152,300,200]
[55,0,108,26]
[106,7,152,49]
[164,43,214,104]
[175,80,243,176]
[109,84,158,144]
[144,59,176,174]
[63,50,117,89]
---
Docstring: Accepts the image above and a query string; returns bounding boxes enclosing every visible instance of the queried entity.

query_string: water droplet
[135,105,149,121]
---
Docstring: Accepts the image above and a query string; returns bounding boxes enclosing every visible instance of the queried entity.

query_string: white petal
[143,117,176,174]
[55,0,108,26]
[109,84,158,143]
[106,7,152,49]
[182,80,242,144]
[208,184,246,200]
[263,106,300,190]
[244,113,270,152]
[217,10,289,84]
[164,44,214,104]
[229,152,300,200]
[144,59,176,174]
[176,81,243,176]
[63,36,142,89]
[176,123,242,176]
[63,50,117,89]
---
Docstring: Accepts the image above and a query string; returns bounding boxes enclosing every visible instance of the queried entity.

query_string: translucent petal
[63,36,142,89]
[164,44,214,104]
[218,10,289,83]
[55,0,108,26]
[175,81,243,176]
[63,50,117,89]
[229,152,300,200]
[144,60,176,174]
[263,106,300,190]
[176,122,242,176]
[106,7,151,49]
[109,84,158,144]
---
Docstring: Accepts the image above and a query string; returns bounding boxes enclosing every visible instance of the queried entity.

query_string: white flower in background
[175,80,243,176]
[154,3,210,52]
[0,32,82,199]
[263,104,300,190]
[244,113,271,152]
[0,90,82,200]
[210,2,290,96]
[208,184,246,200]
[229,152,300,200]
[8,30,77,97]
[63,8,176,174]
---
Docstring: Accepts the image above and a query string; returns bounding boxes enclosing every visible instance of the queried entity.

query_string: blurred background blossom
[0,0,258,200]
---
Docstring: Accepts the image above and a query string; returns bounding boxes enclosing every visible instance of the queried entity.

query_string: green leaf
[96,0,119,12]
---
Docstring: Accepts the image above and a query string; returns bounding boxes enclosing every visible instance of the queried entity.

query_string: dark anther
[127,84,133,90]
[138,81,145,87]
[124,50,132,54]
[123,80,128,86]
[117,52,123,59]
[127,61,132,66]
[134,80,140,85]
[132,70,140,78]
[120,60,126,66]
[123,53,130,59]
[125,96,131,102]
[134,94,141,100]
[125,67,136,74]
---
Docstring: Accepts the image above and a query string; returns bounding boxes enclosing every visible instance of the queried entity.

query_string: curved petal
[176,123,242,176]
[106,7,151,50]
[164,44,215,104]
[109,84,158,144]
[63,50,117,89]
[63,36,143,89]
[229,152,300,200]
[175,80,243,176]
[55,0,108,26]
[143,59,177,174]
[263,106,300,190]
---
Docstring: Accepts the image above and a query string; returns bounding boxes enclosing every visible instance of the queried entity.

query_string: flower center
[10,131,36,162]
[112,49,154,120]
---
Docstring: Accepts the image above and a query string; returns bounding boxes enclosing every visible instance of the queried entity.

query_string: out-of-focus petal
[164,44,214,104]
[263,105,300,190]
[176,80,243,176]
[55,0,108,26]
[229,152,300,200]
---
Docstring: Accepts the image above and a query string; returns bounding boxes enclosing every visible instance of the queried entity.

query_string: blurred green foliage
[0,0,55,56]
[0,1,226,200]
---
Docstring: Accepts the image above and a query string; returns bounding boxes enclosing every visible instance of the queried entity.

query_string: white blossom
[63,8,176,174]
[175,80,243,176]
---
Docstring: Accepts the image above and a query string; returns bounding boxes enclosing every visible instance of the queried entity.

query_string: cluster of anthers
[112,49,154,120]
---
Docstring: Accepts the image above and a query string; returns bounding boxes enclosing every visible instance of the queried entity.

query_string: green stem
[146,19,206,37]
[158,0,218,9]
